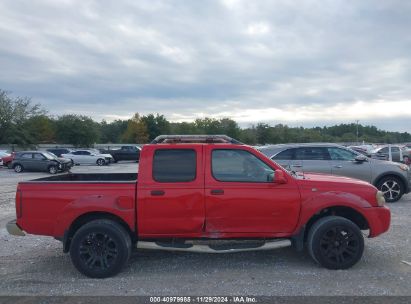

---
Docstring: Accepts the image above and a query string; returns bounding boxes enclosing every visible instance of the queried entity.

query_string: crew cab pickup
[99,145,141,163]
[7,135,390,278]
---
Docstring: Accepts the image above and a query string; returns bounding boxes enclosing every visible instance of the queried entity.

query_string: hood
[298,173,374,190]
[57,157,72,163]
[99,153,113,158]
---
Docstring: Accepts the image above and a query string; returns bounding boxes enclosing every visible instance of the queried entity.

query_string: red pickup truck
[7,135,390,278]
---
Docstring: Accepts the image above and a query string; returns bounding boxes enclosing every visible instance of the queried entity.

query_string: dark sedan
[11,151,73,174]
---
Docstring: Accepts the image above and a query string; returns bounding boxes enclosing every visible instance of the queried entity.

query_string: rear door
[137,145,205,236]
[295,147,332,174]
[19,153,35,169]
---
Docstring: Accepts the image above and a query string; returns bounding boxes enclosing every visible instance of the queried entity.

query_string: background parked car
[370,145,411,163]
[46,148,74,157]
[258,143,411,203]
[0,151,15,167]
[61,150,113,166]
[99,145,141,162]
[11,151,72,174]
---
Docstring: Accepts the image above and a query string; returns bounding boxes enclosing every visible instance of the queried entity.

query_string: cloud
[0,0,410,132]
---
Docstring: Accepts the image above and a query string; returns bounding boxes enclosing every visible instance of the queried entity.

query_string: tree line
[1,90,410,147]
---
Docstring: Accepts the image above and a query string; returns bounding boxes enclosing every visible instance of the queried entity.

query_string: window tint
[20,153,32,159]
[295,147,330,160]
[73,151,82,155]
[33,153,45,160]
[212,149,275,182]
[153,149,196,182]
[379,147,388,153]
[391,147,400,152]
[328,147,357,161]
[272,148,295,160]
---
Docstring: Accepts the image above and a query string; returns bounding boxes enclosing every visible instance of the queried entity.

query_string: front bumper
[365,206,391,238]
[6,220,25,236]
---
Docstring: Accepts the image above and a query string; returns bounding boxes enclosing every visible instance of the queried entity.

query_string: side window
[20,153,33,159]
[33,153,45,160]
[379,147,388,153]
[73,151,82,155]
[153,149,196,182]
[328,147,357,161]
[84,151,91,155]
[272,148,295,160]
[295,147,330,160]
[391,147,400,152]
[212,149,275,182]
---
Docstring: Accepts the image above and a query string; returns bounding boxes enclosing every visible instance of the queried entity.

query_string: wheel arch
[62,211,136,253]
[292,205,369,251]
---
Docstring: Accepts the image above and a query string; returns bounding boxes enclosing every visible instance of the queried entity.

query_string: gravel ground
[0,163,410,296]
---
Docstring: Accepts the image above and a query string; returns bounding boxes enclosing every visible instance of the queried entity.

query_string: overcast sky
[1,0,410,131]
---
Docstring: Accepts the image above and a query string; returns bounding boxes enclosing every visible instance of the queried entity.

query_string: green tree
[23,115,55,143]
[99,119,128,143]
[55,114,99,147]
[121,113,149,143]
[0,90,45,145]
[141,113,171,141]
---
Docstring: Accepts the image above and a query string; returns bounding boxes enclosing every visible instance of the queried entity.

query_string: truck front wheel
[307,216,364,270]
[70,219,132,278]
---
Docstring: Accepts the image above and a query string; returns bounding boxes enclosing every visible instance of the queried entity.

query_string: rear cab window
[153,149,196,182]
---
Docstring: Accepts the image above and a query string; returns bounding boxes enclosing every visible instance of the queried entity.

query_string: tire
[14,164,23,173]
[70,219,132,278]
[307,216,364,270]
[376,175,404,203]
[96,158,105,166]
[48,165,58,174]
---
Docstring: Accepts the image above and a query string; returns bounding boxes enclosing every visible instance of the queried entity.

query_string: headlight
[398,164,409,171]
[376,191,385,206]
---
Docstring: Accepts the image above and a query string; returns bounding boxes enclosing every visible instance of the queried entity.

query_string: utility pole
[355,120,359,144]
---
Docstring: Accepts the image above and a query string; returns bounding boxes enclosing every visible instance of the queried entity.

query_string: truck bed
[29,173,137,182]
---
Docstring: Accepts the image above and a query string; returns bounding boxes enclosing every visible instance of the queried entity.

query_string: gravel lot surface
[0,162,410,296]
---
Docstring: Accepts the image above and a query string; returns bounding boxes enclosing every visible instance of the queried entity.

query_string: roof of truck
[151,135,244,144]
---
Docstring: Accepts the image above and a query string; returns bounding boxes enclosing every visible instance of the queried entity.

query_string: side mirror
[274,170,287,184]
[354,155,367,162]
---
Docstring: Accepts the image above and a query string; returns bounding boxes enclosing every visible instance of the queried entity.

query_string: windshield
[43,152,57,159]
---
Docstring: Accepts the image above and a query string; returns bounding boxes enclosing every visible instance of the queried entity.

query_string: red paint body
[15,143,390,241]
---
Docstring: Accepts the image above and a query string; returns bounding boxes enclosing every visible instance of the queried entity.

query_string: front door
[328,147,372,183]
[204,146,301,234]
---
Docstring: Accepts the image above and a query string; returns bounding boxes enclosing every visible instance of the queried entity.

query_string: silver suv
[258,143,411,202]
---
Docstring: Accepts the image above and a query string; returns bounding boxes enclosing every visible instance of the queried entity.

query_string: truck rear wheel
[70,219,131,278]
[307,216,364,269]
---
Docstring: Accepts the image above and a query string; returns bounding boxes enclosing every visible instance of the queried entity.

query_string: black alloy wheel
[70,219,131,278]
[307,216,364,269]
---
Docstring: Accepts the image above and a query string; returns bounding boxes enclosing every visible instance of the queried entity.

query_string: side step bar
[137,239,291,254]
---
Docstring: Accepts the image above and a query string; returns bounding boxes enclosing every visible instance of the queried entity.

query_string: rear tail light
[16,189,22,218]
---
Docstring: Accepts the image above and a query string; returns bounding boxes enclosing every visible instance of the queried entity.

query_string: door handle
[292,164,302,168]
[151,190,165,196]
[210,189,224,195]
[334,165,342,168]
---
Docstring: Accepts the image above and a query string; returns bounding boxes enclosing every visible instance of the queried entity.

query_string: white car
[61,150,113,166]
